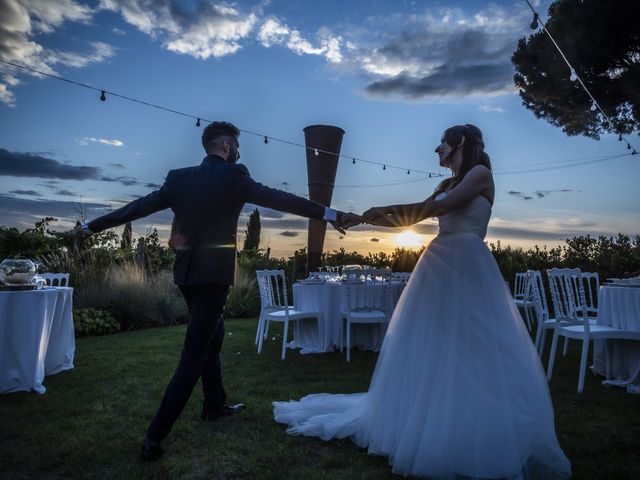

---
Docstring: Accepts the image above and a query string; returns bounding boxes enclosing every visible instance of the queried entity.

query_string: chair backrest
[256,270,289,310]
[40,272,70,286]
[343,268,392,313]
[547,268,591,330]
[527,270,548,323]
[569,271,599,316]
[513,272,529,299]
[391,272,411,284]
[527,270,548,316]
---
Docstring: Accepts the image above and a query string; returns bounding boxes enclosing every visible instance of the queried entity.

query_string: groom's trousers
[146,283,230,442]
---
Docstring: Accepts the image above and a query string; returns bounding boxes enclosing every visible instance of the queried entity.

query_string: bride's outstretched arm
[363,166,493,227]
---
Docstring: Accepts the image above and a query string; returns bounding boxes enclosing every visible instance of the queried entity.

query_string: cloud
[109,162,126,169]
[349,5,530,100]
[0,148,141,186]
[0,193,110,229]
[370,237,380,242]
[44,41,116,68]
[507,189,575,200]
[100,175,139,186]
[100,0,258,60]
[112,27,126,35]
[56,189,75,196]
[279,231,298,237]
[257,16,343,64]
[479,104,505,113]
[0,148,100,180]
[79,137,125,147]
[9,189,41,196]
[0,0,115,105]
[145,182,160,189]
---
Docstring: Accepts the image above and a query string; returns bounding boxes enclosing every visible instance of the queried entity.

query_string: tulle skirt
[273,233,571,479]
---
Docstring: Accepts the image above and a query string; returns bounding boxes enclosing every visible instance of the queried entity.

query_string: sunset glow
[394,230,424,249]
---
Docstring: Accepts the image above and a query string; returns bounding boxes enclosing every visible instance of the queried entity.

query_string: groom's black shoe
[140,437,163,462]
[201,402,246,421]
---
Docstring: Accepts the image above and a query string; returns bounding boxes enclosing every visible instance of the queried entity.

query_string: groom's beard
[227,148,240,163]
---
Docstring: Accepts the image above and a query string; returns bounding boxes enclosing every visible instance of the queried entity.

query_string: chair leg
[346,320,351,362]
[257,317,266,354]
[534,322,543,351]
[578,337,590,393]
[264,319,270,338]
[547,330,560,381]
[255,311,264,345]
[523,305,533,332]
[562,337,569,356]
[539,329,548,359]
[282,320,289,360]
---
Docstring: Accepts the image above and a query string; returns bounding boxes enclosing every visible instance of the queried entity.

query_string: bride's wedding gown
[273,194,571,479]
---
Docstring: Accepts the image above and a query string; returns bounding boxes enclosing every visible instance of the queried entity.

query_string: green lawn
[1,318,639,479]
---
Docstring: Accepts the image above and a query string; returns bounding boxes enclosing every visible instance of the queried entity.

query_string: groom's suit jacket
[88,154,326,286]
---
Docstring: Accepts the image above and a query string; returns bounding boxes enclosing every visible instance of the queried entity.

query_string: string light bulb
[590,100,597,112]
[383,165,386,170]
[314,148,319,156]
[264,136,268,144]
[100,90,106,101]
[618,134,623,141]
[530,13,539,30]
[196,118,200,127]
[570,68,578,82]
[352,158,356,164]
[407,169,411,175]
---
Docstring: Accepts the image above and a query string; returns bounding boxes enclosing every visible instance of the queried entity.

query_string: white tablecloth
[289,282,406,354]
[593,286,640,389]
[0,287,75,394]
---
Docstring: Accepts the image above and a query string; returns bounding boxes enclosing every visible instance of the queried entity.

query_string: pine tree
[512,0,639,139]
[243,208,261,251]
[121,222,132,251]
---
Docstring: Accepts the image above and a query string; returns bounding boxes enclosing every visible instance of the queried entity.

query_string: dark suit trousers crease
[146,283,230,442]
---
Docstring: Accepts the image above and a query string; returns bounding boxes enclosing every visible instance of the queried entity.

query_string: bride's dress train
[273,195,571,479]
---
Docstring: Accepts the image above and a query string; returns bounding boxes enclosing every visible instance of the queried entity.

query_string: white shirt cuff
[323,207,337,222]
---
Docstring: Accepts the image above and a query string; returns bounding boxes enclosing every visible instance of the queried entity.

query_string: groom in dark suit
[74,121,355,461]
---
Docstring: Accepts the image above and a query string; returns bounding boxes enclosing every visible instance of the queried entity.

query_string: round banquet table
[0,286,75,394]
[289,281,406,354]
[593,285,640,390]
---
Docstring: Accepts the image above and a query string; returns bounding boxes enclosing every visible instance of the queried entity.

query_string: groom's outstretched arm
[86,178,171,233]
[234,163,332,221]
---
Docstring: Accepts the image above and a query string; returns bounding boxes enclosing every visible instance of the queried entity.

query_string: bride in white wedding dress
[273,124,571,479]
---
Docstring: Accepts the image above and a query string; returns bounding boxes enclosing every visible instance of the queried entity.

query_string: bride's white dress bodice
[436,193,491,239]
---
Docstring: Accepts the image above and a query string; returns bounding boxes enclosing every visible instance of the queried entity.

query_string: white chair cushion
[561,324,621,334]
[343,310,387,322]
[265,309,319,320]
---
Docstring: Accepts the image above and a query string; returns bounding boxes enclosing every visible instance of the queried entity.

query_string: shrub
[74,308,120,337]
[224,266,260,318]
[75,262,188,330]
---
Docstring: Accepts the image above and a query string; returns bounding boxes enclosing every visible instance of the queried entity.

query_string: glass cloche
[0,258,38,285]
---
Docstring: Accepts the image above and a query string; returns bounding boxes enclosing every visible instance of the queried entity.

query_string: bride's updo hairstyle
[434,124,491,195]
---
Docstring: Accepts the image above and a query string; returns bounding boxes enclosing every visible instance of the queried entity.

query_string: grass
[1,318,639,479]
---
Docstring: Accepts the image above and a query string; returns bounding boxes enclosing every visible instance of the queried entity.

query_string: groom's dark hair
[202,121,240,151]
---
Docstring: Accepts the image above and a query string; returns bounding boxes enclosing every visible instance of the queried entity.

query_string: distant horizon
[3,212,635,261]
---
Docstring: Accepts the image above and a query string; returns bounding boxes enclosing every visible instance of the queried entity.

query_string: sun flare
[394,230,423,248]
